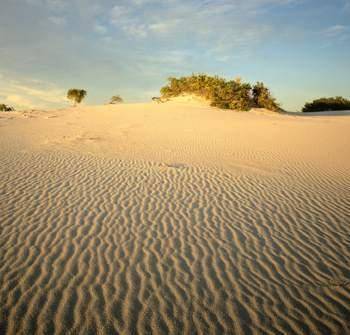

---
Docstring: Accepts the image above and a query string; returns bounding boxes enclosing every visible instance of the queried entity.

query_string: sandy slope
[0,100,350,334]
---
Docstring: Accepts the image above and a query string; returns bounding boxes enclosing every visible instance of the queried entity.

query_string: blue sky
[0,0,349,111]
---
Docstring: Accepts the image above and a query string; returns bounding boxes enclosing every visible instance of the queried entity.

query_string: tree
[110,95,124,104]
[67,89,87,106]
[0,104,14,112]
[302,97,350,113]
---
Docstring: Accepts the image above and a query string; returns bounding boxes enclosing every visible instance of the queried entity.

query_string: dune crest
[1,102,350,334]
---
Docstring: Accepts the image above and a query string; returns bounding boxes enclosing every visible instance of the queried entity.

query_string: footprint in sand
[157,162,188,171]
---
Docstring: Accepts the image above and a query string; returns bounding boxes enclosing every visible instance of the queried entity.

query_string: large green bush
[302,97,350,113]
[160,74,280,111]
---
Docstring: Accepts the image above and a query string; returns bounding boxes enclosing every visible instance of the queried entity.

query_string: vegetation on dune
[67,89,87,106]
[302,97,350,113]
[152,96,167,103]
[110,95,124,104]
[160,74,280,111]
[0,104,15,112]
[252,82,279,111]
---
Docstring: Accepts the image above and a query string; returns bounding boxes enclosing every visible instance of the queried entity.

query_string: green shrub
[211,80,253,111]
[302,97,350,113]
[252,82,279,111]
[67,89,87,106]
[110,95,124,104]
[0,104,15,112]
[160,74,279,111]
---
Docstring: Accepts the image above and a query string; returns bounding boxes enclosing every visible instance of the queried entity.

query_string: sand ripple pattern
[1,151,350,334]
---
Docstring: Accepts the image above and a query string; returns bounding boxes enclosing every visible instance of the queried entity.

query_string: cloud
[122,24,148,38]
[105,0,297,58]
[324,25,347,36]
[94,23,108,34]
[323,25,349,41]
[11,84,65,104]
[4,95,35,109]
[148,20,181,34]
[110,5,130,23]
[22,0,301,54]
[48,15,66,25]
[0,73,67,109]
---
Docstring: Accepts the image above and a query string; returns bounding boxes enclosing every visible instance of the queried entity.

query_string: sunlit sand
[1,98,350,334]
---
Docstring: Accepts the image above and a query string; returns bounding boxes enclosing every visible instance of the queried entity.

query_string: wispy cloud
[48,15,66,25]
[94,23,108,34]
[324,25,347,36]
[323,24,349,42]
[5,95,36,109]
[105,0,297,59]
[0,72,67,109]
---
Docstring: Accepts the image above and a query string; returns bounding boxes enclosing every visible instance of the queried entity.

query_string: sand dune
[1,101,350,334]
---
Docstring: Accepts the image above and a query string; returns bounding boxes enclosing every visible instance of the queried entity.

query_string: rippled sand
[1,101,350,334]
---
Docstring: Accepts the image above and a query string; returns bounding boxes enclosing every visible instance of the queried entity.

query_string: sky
[0,0,349,111]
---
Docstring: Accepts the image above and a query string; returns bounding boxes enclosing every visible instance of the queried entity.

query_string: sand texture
[1,101,350,334]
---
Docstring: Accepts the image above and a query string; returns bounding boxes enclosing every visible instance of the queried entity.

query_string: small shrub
[67,89,87,106]
[0,104,15,112]
[302,97,350,113]
[152,97,168,103]
[110,95,124,104]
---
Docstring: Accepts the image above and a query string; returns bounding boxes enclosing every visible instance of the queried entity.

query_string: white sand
[1,100,350,334]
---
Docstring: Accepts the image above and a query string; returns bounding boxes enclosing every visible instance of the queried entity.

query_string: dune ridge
[1,102,350,334]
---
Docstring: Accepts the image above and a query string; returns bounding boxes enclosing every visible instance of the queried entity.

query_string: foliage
[110,95,124,104]
[252,82,279,111]
[160,74,280,111]
[302,97,350,113]
[67,89,87,106]
[152,97,166,103]
[0,104,15,112]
